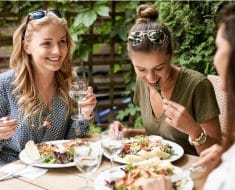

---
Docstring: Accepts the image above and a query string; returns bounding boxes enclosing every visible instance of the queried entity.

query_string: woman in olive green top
[110,4,221,155]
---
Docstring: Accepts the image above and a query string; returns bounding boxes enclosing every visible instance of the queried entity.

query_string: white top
[204,144,235,190]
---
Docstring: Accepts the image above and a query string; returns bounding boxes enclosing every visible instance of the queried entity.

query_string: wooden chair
[208,74,227,134]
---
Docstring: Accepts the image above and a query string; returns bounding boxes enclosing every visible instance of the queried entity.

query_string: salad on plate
[20,139,86,167]
[112,135,183,163]
[95,159,193,190]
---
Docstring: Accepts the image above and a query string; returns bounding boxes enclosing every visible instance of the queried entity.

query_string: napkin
[0,163,48,180]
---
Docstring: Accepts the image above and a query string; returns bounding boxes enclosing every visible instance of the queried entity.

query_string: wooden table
[0,135,205,190]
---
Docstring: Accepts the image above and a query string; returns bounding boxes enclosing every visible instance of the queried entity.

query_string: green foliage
[0,1,230,130]
[154,1,227,75]
[68,2,111,62]
[87,121,101,136]
[116,103,142,128]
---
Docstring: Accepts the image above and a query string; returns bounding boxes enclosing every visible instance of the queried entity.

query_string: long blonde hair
[10,13,75,125]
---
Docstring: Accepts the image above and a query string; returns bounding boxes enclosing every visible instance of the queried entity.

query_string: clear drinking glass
[69,79,88,120]
[101,130,123,168]
[74,142,102,190]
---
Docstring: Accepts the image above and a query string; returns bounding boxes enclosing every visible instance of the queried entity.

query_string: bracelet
[188,128,207,146]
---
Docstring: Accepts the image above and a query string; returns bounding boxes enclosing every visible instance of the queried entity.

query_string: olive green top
[133,67,220,155]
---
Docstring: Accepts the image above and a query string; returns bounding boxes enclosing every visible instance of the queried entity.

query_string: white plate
[19,140,76,168]
[94,165,193,190]
[103,135,184,164]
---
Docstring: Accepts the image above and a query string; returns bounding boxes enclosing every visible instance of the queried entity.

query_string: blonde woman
[0,10,96,164]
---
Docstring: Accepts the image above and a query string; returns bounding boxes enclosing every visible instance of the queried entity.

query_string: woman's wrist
[123,128,131,137]
[188,127,207,146]
[188,123,203,139]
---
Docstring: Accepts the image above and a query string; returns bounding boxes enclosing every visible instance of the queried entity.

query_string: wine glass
[74,142,102,190]
[69,79,88,120]
[101,130,123,168]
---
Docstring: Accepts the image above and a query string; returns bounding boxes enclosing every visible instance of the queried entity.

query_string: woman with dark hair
[142,3,235,190]
[110,4,221,155]
[193,3,235,189]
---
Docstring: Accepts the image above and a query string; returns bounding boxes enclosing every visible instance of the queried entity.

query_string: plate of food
[19,139,86,168]
[94,160,193,190]
[103,135,184,164]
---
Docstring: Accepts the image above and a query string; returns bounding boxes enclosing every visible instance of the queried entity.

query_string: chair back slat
[208,74,227,134]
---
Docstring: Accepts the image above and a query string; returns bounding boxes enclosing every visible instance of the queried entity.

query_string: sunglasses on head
[27,9,62,22]
[23,10,62,39]
[128,30,166,46]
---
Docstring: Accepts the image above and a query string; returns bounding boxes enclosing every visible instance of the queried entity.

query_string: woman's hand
[193,144,223,173]
[108,121,129,137]
[163,99,200,135]
[141,175,173,190]
[80,87,97,119]
[0,116,17,140]
[162,99,221,155]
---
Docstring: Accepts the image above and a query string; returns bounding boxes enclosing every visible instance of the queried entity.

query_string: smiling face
[130,51,172,90]
[24,22,68,75]
[214,24,231,91]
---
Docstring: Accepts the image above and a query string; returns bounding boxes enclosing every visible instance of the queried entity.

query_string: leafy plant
[154,1,226,75]
[0,1,230,129]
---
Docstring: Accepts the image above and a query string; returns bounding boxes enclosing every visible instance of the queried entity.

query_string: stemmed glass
[69,79,88,120]
[101,130,123,168]
[74,142,102,190]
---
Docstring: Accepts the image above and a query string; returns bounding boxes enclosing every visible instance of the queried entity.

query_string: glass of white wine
[74,142,102,190]
[101,130,123,168]
[69,79,88,120]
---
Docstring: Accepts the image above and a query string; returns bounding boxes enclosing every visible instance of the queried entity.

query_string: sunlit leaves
[82,10,97,27]
[94,5,109,17]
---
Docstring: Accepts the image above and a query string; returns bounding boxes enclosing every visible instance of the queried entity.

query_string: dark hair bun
[136,4,159,23]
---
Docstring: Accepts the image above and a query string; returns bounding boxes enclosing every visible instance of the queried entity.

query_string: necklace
[41,111,52,129]
[30,98,53,129]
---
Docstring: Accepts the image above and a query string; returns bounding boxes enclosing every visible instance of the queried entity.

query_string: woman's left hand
[80,87,97,119]
[163,99,198,135]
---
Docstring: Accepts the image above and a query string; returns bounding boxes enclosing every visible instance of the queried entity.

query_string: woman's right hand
[109,121,129,137]
[0,116,17,140]
[193,144,223,173]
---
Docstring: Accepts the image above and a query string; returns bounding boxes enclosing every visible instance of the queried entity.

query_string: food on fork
[155,84,163,99]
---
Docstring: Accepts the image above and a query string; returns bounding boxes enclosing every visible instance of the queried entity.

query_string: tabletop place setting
[0,78,202,190]
[0,130,206,190]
